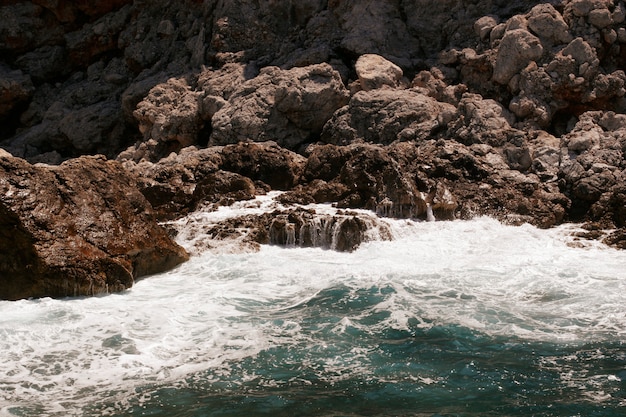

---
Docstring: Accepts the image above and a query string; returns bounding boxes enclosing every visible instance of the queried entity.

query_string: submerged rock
[0,154,188,300]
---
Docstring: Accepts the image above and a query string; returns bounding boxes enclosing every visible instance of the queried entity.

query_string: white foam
[1,200,625,414]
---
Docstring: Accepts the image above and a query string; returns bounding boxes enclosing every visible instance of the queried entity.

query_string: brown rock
[220,141,306,190]
[133,76,203,149]
[354,54,404,91]
[492,29,544,85]
[0,154,188,300]
[210,63,349,150]
[321,89,456,145]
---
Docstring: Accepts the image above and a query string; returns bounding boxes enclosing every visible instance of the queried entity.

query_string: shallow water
[1,210,625,416]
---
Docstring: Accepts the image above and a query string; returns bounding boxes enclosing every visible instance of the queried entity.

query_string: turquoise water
[1,214,625,416]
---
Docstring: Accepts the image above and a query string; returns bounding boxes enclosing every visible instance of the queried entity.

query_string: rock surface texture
[0,153,188,300]
[1,0,626,298]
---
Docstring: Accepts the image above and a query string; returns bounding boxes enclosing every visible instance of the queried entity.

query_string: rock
[321,88,456,145]
[267,209,391,252]
[354,54,404,91]
[58,100,126,154]
[14,45,68,83]
[0,3,65,54]
[210,63,349,150]
[492,29,544,85]
[220,141,306,190]
[123,142,306,220]
[588,7,613,28]
[174,204,393,254]
[559,111,626,221]
[122,146,224,220]
[64,5,132,67]
[283,143,433,219]
[447,93,521,146]
[133,76,203,150]
[474,16,498,41]
[527,3,572,46]
[0,64,34,123]
[0,155,188,300]
[561,37,599,71]
[329,0,418,61]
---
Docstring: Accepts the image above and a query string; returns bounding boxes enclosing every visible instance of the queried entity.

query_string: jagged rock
[321,88,456,146]
[133,76,203,149]
[0,2,65,54]
[492,28,544,85]
[210,63,349,150]
[220,141,306,190]
[474,16,499,41]
[559,110,626,221]
[64,5,132,67]
[123,142,305,220]
[282,143,434,219]
[14,45,68,83]
[447,93,523,146]
[122,146,224,220]
[412,68,468,105]
[329,0,418,62]
[527,3,573,46]
[354,53,404,91]
[0,154,188,300]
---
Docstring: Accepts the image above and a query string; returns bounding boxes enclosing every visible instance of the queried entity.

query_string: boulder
[209,63,349,150]
[133,76,204,149]
[492,28,544,85]
[220,141,306,190]
[354,54,404,91]
[321,88,456,145]
[123,142,306,220]
[526,3,572,46]
[0,154,188,300]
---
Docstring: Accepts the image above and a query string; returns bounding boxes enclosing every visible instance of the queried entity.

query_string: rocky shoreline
[1,0,625,299]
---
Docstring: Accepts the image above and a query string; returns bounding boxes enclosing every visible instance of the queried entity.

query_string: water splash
[1,201,625,416]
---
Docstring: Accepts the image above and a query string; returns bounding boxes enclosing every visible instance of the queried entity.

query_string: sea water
[1,198,625,416]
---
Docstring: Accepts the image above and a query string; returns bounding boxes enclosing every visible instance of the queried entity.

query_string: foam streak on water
[1,203,625,416]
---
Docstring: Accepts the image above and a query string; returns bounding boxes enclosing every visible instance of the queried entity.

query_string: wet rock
[176,204,394,254]
[0,154,188,300]
[220,141,306,190]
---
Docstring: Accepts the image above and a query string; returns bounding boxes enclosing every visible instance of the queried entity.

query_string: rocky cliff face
[1,0,626,298]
